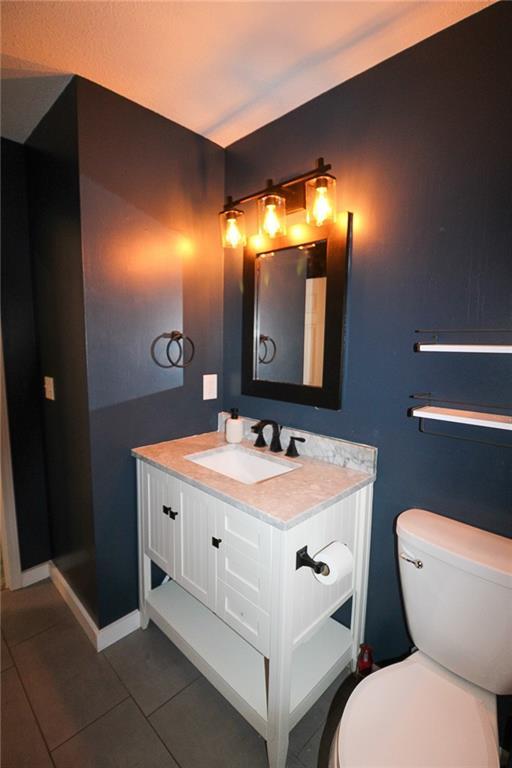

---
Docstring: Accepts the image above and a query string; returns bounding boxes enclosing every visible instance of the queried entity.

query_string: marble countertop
[132,431,375,530]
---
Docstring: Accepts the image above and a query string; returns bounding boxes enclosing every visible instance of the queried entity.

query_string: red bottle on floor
[356,643,374,677]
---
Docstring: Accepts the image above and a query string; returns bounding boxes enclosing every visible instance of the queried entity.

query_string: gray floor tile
[1,579,72,646]
[295,673,360,768]
[289,673,346,756]
[1,667,53,768]
[104,623,200,715]
[1,634,13,670]
[12,620,129,749]
[150,676,268,768]
[52,698,178,768]
[296,728,322,768]
[286,753,309,768]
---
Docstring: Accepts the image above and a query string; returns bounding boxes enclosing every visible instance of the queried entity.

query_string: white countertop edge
[131,451,375,530]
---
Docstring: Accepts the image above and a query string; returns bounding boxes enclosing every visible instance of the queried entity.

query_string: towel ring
[150,331,195,369]
[151,333,176,368]
[258,334,277,364]
[166,331,195,368]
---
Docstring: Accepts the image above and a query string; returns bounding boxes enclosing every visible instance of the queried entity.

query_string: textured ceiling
[1,1,493,146]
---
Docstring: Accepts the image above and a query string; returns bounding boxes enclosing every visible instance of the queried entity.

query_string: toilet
[330,508,512,768]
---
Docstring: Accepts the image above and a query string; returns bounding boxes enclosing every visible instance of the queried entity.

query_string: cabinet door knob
[212,537,222,548]
[163,505,178,519]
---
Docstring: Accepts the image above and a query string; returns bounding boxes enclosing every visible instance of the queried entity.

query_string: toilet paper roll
[312,541,353,586]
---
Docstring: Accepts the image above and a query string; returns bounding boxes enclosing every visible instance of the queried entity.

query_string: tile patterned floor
[1,580,357,768]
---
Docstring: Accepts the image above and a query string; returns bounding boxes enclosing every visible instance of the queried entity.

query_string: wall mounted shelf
[415,343,512,354]
[412,406,512,431]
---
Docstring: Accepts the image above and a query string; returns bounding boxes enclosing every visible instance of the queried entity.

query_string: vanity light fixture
[306,173,336,227]
[219,197,246,249]
[220,158,334,247]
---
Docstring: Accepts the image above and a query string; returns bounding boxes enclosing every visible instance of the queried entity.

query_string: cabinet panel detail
[217,545,271,611]
[143,464,178,577]
[290,492,357,646]
[217,580,270,656]
[217,500,271,564]
[175,483,216,610]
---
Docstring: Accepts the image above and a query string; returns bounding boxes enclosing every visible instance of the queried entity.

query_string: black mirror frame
[241,211,352,410]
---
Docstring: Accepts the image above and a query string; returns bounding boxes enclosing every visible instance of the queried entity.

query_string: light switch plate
[203,374,217,400]
[44,376,55,400]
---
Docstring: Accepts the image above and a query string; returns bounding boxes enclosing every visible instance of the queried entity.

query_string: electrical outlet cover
[44,376,55,400]
[203,374,217,400]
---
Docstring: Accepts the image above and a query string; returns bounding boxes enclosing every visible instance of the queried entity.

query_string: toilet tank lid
[397,509,512,588]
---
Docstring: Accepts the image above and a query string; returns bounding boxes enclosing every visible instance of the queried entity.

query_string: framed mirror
[242,213,352,409]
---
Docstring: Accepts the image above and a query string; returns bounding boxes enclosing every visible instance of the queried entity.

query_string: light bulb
[306,174,336,226]
[263,204,280,238]
[258,194,286,238]
[220,207,246,248]
[225,216,242,248]
[312,185,332,226]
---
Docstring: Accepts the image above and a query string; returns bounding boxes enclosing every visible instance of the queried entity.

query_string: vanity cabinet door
[142,464,179,578]
[175,483,216,611]
[214,501,272,654]
[216,581,270,656]
[215,500,271,611]
[215,501,272,566]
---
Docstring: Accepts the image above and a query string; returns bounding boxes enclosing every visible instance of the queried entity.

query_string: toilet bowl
[331,652,499,767]
[329,508,512,768]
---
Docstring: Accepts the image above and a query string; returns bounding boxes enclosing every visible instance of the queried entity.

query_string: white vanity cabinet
[136,457,373,768]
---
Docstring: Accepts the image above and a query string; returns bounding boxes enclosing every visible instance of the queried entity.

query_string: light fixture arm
[223,157,332,210]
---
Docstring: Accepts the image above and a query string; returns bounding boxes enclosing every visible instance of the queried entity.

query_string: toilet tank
[396,508,512,695]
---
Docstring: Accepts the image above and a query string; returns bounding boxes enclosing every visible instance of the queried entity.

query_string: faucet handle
[251,421,267,447]
[286,436,305,458]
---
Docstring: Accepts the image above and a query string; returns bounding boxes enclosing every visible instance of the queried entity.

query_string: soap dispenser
[226,408,243,444]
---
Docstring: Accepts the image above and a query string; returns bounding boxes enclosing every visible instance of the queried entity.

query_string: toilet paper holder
[296,546,330,576]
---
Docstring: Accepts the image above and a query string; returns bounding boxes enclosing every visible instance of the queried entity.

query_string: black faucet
[251,420,283,452]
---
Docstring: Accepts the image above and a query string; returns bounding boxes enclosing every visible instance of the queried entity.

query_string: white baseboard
[95,608,141,652]
[49,562,140,651]
[21,561,50,587]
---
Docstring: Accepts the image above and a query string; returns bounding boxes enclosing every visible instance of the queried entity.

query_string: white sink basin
[185,445,300,485]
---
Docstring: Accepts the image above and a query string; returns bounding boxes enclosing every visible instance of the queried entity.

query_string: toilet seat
[332,652,498,768]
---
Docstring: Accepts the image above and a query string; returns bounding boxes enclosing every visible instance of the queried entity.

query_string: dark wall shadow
[1,54,71,141]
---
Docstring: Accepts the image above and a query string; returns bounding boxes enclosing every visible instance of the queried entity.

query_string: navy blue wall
[224,3,512,659]
[27,81,99,619]
[1,137,51,570]
[76,78,225,626]
[26,77,224,627]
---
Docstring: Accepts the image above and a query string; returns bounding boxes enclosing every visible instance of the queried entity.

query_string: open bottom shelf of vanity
[289,618,352,728]
[146,580,353,739]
